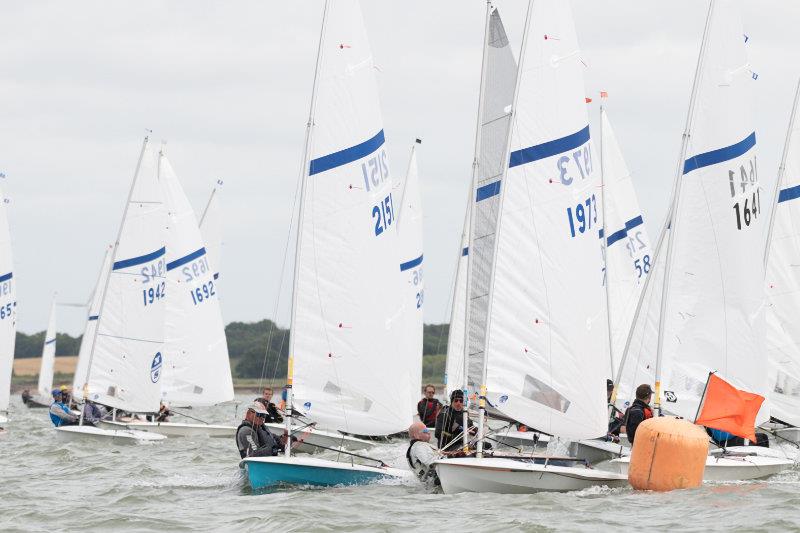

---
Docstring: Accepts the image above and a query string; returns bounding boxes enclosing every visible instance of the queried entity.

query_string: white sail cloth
[656,1,768,424]
[80,141,167,413]
[397,143,424,398]
[159,154,234,407]
[464,7,518,398]
[484,0,607,440]
[73,247,113,394]
[765,83,800,427]
[292,0,416,436]
[0,182,15,414]
[36,298,58,400]
[600,109,653,377]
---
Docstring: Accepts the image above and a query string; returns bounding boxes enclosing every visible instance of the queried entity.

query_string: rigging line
[257,140,304,391]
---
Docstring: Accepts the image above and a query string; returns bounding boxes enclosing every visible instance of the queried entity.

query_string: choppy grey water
[2,394,799,532]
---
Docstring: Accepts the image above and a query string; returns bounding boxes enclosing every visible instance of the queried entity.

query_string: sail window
[522,375,570,413]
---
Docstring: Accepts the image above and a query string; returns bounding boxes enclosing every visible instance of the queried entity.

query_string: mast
[396,139,421,234]
[79,136,149,425]
[285,0,331,459]
[599,106,615,379]
[198,186,218,227]
[476,0,535,458]
[461,0,493,455]
[764,78,800,268]
[653,0,715,415]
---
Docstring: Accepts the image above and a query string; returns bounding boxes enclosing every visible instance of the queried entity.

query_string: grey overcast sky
[1,1,799,335]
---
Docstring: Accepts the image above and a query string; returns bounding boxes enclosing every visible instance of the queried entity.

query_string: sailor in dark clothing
[435,390,474,453]
[417,384,442,428]
[255,387,284,423]
[21,389,32,405]
[607,379,624,442]
[236,402,284,459]
[625,384,654,445]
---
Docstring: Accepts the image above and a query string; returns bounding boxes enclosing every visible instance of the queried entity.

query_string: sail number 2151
[372,193,395,236]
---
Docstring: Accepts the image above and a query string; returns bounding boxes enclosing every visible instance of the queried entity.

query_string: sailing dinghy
[241,0,418,489]
[433,1,627,493]
[99,150,236,438]
[25,296,58,408]
[0,179,15,425]
[57,138,167,444]
[603,0,794,480]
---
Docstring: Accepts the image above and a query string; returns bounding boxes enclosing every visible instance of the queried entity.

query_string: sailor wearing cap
[625,384,654,445]
[236,401,284,459]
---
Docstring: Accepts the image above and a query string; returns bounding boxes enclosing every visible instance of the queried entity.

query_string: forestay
[199,185,222,282]
[72,247,113,394]
[80,140,167,413]
[464,6,518,397]
[160,154,233,407]
[600,109,653,377]
[658,1,768,423]
[36,297,58,400]
[0,182,15,414]
[396,142,424,395]
[484,0,607,440]
[291,0,414,436]
[765,81,800,427]
[445,206,469,397]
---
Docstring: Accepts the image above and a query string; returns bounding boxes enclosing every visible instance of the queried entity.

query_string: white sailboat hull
[0,414,7,424]
[54,425,166,444]
[434,456,629,494]
[606,447,795,481]
[97,419,234,438]
[263,422,375,453]
[240,455,414,490]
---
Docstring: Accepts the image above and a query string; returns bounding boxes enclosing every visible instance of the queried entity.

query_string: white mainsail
[445,206,470,397]
[290,0,416,436]
[79,139,167,413]
[36,297,58,400]
[0,181,15,415]
[199,184,222,282]
[483,0,606,440]
[655,0,767,423]
[397,141,424,394]
[464,6,518,400]
[599,108,654,377]
[765,80,800,427]
[72,247,113,394]
[159,153,233,407]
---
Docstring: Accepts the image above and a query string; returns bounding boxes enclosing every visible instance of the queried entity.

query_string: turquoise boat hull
[242,457,402,490]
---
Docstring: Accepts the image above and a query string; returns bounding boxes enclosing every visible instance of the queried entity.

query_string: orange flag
[694,373,764,441]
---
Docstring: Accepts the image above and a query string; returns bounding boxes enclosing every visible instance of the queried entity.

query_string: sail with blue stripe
[483,0,607,440]
[0,181,14,415]
[291,0,416,437]
[599,109,653,378]
[159,153,233,407]
[80,138,167,414]
[765,80,800,427]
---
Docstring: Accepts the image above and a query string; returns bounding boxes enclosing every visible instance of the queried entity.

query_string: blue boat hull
[245,460,389,490]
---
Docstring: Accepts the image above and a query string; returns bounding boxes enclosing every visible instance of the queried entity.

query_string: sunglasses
[452,398,464,403]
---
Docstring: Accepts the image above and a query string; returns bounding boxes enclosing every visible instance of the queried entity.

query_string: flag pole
[693,371,714,424]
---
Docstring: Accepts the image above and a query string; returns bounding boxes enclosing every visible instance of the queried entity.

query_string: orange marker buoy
[628,416,708,492]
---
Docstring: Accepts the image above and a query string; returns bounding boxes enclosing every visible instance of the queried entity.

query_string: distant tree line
[14,321,452,381]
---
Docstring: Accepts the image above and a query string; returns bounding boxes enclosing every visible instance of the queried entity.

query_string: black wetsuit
[236,421,283,459]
